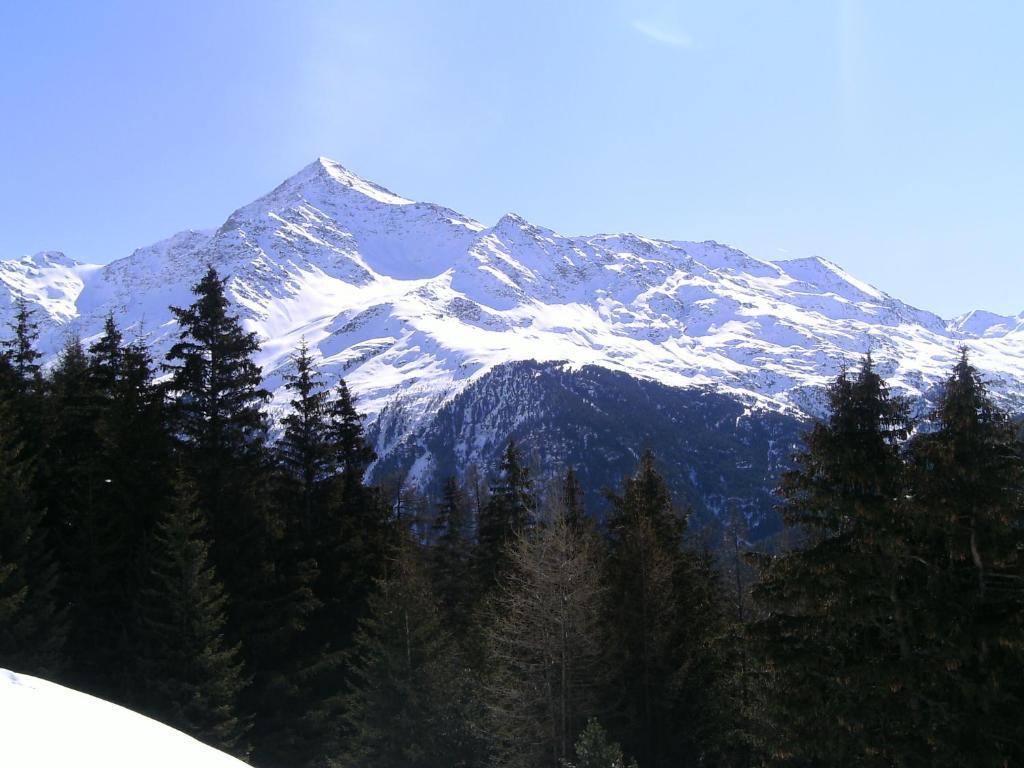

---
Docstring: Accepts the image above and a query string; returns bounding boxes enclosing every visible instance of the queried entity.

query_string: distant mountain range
[3,158,1021,532]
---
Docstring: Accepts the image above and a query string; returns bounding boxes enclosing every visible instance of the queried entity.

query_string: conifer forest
[1,266,1022,767]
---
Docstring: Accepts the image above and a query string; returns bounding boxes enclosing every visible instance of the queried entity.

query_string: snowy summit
[1,157,1022,449]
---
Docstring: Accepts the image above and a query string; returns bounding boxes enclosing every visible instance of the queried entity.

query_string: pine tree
[341,537,481,768]
[245,527,321,768]
[241,339,335,766]
[280,373,389,767]
[325,378,377,497]
[463,461,490,535]
[565,720,639,768]
[431,475,471,549]
[89,329,173,562]
[165,267,323,763]
[906,350,1024,764]
[485,502,606,768]
[702,501,761,768]
[476,440,536,590]
[278,339,332,530]
[45,330,169,701]
[428,476,473,626]
[164,265,274,622]
[0,398,64,677]
[312,377,387,647]
[3,298,42,386]
[87,314,123,396]
[137,475,250,756]
[602,449,722,768]
[0,305,64,677]
[0,337,16,397]
[0,418,32,642]
[85,324,174,703]
[44,337,115,690]
[749,355,916,764]
[165,266,271,514]
[562,466,587,532]
[1,300,49,504]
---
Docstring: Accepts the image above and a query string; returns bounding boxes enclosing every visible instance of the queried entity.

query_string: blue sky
[1,0,1021,317]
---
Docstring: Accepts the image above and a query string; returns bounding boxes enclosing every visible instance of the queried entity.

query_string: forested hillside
[2,267,1022,766]
[369,360,804,539]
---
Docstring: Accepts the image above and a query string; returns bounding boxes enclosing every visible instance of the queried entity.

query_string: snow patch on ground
[0,669,247,768]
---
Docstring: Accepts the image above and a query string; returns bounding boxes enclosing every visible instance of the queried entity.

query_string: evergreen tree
[565,720,639,768]
[245,526,321,768]
[90,331,174,577]
[0,304,64,677]
[325,378,377,498]
[602,449,722,768]
[44,337,113,689]
[429,476,473,630]
[137,475,250,756]
[906,351,1024,764]
[485,503,606,768]
[702,501,761,768]
[246,339,336,767]
[164,264,274,627]
[3,298,42,385]
[43,329,171,701]
[476,440,536,590]
[562,466,587,532]
[87,314,123,396]
[165,267,322,763]
[0,335,15,397]
[749,356,916,764]
[1,300,49,507]
[278,339,332,530]
[279,371,388,767]
[463,461,490,535]
[87,329,174,703]
[312,377,387,647]
[165,265,271,520]
[341,537,481,768]
[383,472,431,537]
[0,398,64,676]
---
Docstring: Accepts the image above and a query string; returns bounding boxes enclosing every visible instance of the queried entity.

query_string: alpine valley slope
[2,158,1022,527]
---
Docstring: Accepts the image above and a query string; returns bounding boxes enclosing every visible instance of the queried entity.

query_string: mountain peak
[496,212,528,226]
[215,157,416,235]
[3,157,1023,436]
[774,254,888,302]
[949,309,1024,338]
[310,156,414,206]
[21,250,82,269]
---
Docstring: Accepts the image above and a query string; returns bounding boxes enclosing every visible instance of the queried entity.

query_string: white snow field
[0,669,247,768]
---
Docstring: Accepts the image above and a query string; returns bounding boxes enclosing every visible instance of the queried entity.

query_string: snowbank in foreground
[0,669,248,768]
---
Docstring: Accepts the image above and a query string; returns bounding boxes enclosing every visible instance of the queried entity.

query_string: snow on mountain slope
[0,251,102,323]
[0,669,246,768]
[2,157,1022,453]
[949,308,1024,338]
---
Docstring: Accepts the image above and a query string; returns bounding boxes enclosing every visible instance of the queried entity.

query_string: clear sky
[1,1,1021,318]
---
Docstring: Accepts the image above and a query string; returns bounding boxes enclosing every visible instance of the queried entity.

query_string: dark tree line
[1,269,1023,768]
[0,271,391,767]
[748,354,1024,766]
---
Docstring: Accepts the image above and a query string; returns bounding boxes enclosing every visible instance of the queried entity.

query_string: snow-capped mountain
[2,157,1022,465]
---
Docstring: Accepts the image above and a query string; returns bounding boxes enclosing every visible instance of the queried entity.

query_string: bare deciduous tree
[485,500,606,768]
